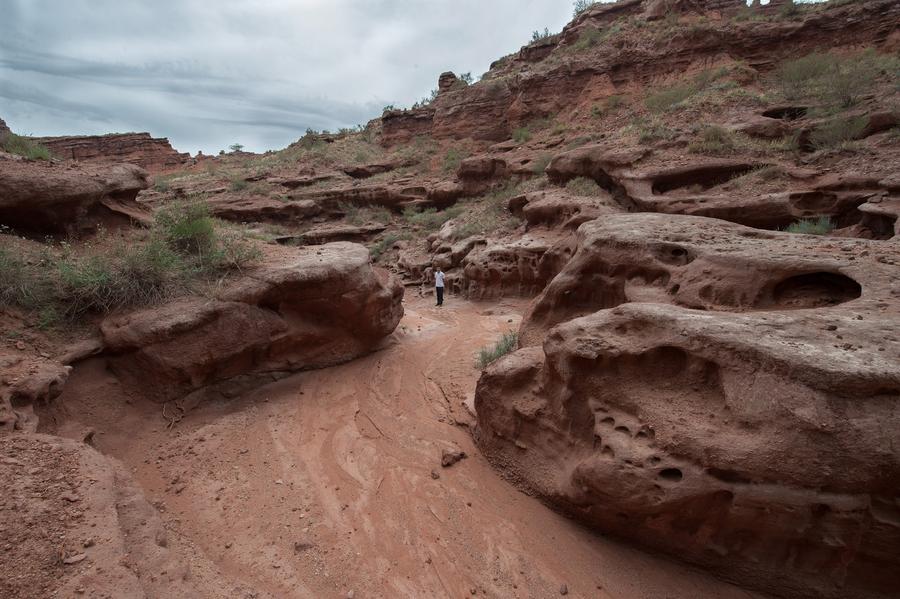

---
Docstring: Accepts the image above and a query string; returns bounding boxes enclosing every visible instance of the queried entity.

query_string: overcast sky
[0,0,579,154]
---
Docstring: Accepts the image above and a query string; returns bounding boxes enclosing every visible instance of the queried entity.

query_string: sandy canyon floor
[54,294,764,599]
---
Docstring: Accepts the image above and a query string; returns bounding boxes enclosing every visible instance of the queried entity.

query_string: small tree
[531,27,551,43]
[459,72,474,85]
[229,143,244,153]
[573,0,596,17]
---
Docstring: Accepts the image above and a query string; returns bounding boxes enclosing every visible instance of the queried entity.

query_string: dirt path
[56,295,764,599]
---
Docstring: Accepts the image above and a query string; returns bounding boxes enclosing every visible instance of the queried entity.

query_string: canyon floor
[52,294,762,599]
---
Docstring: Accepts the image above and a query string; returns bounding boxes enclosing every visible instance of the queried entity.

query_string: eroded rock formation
[100,242,404,403]
[476,213,900,598]
[0,154,151,234]
[33,132,190,171]
[381,0,900,145]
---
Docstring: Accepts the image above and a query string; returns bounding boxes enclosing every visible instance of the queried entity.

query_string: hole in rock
[770,272,862,308]
[651,164,758,195]
[761,106,808,120]
[659,468,683,482]
[707,467,752,484]
[651,243,694,266]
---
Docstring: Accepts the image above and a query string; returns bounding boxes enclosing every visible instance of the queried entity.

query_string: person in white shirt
[434,267,445,306]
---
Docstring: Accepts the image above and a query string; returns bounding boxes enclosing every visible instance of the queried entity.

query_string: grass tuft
[565,177,604,196]
[783,216,834,236]
[1,133,52,160]
[477,331,519,369]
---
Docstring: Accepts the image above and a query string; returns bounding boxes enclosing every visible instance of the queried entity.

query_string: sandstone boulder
[521,213,896,344]
[476,213,900,599]
[100,242,404,402]
[0,156,150,234]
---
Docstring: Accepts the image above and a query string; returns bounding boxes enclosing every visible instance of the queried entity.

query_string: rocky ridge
[33,132,190,172]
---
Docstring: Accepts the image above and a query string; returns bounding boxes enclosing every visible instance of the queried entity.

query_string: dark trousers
[436,286,444,305]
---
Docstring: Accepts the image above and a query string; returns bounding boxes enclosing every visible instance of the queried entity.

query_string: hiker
[435,267,445,306]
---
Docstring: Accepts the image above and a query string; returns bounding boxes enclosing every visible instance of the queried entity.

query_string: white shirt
[434,271,445,288]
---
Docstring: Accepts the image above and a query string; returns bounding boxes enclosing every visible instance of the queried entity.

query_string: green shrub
[565,177,604,196]
[443,147,465,173]
[512,127,531,143]
[477,331,519,369]
[778,1,802,19]
[0,247,44,307]
[1,203,259,320]
[774,51,889,107]
[531,154,552,174]
[341,202,392,226]
[688,125,736,154]
[645,84,696,112]
[403,205,464,231]
[54,239,186,318]
[1,133,51,160]
[783,216,834,235]
[452,220,484,240]
[155,201,217,256]
[810,115,868,150]
[573,0,596,17]
[627,118,677,144]
[370,234,404,260]
[230,176,248,191]
[597,94,626,116]
[531,28,552,43]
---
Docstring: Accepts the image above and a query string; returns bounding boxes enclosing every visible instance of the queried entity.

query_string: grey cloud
[1,0,576,153]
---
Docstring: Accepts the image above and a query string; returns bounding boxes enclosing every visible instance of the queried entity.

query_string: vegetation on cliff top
[0,201,259,324]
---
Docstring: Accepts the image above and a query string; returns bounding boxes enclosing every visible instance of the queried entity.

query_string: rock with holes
[515,189,622,230]
[453,233,575,300]
[520,213,896,345]
[0,350,70,432]
[476,213,900,598]
[100,242,403,402]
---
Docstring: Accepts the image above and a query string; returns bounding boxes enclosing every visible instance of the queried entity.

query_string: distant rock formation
[32,132,190,171]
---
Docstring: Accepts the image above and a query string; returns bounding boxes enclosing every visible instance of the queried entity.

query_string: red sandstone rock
[0,155,150,234]
[380,0,899,145]
[100,242,403,402]
[33,132,189,172]
[477,213,900,599]
[0,433,230,597]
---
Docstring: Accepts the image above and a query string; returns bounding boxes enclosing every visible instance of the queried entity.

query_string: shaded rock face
[0,156,151,234]
[100,242,404,403]
[33,132,190,172]
[475,214,900,599]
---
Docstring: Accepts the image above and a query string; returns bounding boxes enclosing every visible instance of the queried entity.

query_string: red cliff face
[33,132,190,172]
[380,0,900,146]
